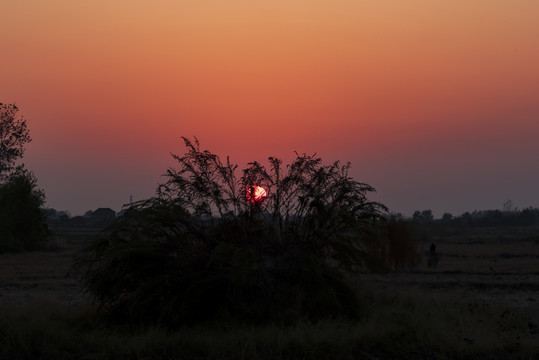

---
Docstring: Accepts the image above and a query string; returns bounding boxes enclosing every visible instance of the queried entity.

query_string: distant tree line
[409,207,539,228]
[45,207,117,229]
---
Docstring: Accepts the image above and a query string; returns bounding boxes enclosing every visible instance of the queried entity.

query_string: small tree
[77,137,387,326]
[0,103,31,178]
[503,199,515,213]
[441,212,453,223]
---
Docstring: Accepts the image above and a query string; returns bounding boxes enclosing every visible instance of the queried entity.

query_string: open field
[362,226,539,325]
[0,229,97,307]
[1,227,538,359]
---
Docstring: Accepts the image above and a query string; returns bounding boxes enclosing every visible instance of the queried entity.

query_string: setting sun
[246,185,267,204]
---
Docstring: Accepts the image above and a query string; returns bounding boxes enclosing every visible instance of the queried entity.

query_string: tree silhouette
[0,103,31,178]
[0,104,48,252]
[76,137,387,326]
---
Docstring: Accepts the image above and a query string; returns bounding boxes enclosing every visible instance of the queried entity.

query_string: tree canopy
[0,103,31,178]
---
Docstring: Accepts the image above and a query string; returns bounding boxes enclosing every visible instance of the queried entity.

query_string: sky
[1,0,539,217]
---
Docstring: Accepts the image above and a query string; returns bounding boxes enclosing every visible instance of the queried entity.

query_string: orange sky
[2,1,539,216]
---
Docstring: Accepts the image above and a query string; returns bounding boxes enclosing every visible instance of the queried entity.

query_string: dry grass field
[362,226,539,326]
[0,228,96,307]
[1,226,538,359]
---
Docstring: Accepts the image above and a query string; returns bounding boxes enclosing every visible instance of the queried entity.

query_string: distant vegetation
[45,207,117,229]
[411,207,539,228]
[75,137,398,327]
[0,103,48,252]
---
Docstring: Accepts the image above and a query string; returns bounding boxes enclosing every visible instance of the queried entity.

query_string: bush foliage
[0,169,49,252]
[76,137,387,326]
[362,217,421,270]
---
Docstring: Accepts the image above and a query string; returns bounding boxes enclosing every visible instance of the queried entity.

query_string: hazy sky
[2,1,539,217]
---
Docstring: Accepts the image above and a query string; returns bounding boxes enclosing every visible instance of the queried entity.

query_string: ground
[1,226,538,358]
[0,228,95,307]
[3,227,536,321]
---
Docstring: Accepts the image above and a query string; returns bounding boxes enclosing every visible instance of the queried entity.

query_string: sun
[246,185,267,204]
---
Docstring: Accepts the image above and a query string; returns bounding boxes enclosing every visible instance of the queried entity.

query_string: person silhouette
[428,243,438,268]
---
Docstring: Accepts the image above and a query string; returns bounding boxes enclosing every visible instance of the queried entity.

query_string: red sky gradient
[1,1,539,216]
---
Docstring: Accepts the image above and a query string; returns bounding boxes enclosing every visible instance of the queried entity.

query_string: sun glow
[246,185,267,204]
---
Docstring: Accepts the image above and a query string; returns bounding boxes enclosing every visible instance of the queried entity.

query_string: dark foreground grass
[1,288,537,360]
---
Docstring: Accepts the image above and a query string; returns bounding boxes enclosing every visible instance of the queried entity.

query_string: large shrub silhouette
[76,137,386,326]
